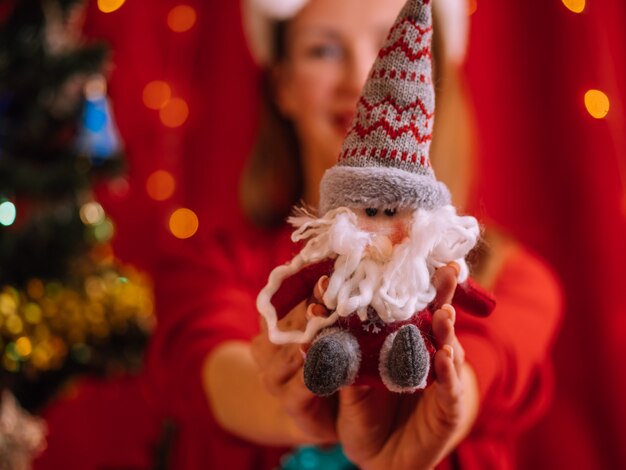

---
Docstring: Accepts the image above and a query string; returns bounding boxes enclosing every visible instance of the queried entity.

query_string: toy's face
[350,206,415,263]
[354,206,414,246]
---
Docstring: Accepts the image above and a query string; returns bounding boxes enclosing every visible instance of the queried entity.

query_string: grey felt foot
[384,324,430,391]
[303,329,360,396]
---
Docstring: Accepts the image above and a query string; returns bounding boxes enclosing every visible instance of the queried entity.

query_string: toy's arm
[270,260,495,320]
[270,259,334,320]
[452,278,496,317]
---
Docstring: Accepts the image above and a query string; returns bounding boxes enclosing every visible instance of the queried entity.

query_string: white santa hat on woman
[242,0,470,67]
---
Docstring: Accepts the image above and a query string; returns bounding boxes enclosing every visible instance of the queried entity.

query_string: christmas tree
[0,0,153,436]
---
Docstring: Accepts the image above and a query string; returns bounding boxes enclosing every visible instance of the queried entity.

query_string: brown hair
[239,21,306,227]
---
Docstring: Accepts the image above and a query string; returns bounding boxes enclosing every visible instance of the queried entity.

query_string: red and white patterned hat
[319,0,450,214]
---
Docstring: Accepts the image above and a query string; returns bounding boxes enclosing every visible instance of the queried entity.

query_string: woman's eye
[365,208,378,217]
[306,43,343,60]
[384,208,397,217]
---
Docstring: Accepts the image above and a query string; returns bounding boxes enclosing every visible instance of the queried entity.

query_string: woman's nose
[342,44,377,97]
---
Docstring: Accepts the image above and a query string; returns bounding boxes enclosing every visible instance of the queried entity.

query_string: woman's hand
[335,265,480,470]
[250,278,338,444]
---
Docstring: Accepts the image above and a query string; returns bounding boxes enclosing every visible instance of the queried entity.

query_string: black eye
[365,208,378,217]
[384,208,397,217]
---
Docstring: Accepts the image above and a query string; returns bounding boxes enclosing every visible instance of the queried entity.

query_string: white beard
[257,206,479,344]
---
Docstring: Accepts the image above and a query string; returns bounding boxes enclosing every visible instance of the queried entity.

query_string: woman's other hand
[251,276,337,444]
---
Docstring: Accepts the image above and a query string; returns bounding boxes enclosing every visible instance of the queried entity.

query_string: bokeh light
[98,0,126,13]
[0,200,16,226]
[468,0,478,16]
[80,202,105,225]
[93,218,115,243]
[562,0,585,14]
[169,208,199,239]
[159,98,189,128]
[167,5,197,32]
[24,303,43,324]
[15,337,32,358]
[143,81,171,110]
[0,293,17,316]
[146,170,176,201]
[27,279,45,300]
[6,315,23,335]
[107,177,130,200]
[584,89,610,119]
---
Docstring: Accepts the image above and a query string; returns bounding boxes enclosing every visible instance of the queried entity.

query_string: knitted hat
[319,0,450,214]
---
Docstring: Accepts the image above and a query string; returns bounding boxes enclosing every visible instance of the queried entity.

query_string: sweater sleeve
[147,231,268,423]
[456,246,563,435]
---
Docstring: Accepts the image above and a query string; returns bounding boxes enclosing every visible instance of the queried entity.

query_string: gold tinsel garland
[0,262,154,376]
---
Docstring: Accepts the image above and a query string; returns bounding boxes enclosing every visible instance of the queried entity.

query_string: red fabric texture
[147,227,297,469]
[33,376,161,470]
[465,2,626,468]
[33,0,625,468]
[147,225,561,469]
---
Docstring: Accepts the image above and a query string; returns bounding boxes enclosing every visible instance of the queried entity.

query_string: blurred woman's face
[275,0,406,192]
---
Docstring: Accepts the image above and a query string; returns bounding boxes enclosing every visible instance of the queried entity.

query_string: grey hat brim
[319,166,450,214]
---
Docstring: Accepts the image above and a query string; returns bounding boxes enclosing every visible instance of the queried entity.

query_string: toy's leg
[303,328,361,396]
[379,324,430,393]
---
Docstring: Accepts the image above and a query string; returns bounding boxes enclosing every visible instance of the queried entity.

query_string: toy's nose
[367,233,393,262]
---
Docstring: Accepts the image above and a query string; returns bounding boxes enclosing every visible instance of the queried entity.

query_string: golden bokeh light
[97,0,126,13]
[6,315,23,335]
[0,293,17,316]
[27,279,45,300]
[80,201,105,225]
[146,170,176,201]
[561,0,585,13]
[167,5,197,32]
[143,81,171,110]
[16,337,33,358]
[159,98,189,128]
[584,89,610,119]
[468,0,478,16]
[169,208,199,239]
[24,303,43,324]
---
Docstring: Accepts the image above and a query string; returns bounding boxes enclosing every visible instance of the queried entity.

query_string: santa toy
[257,0,494,396]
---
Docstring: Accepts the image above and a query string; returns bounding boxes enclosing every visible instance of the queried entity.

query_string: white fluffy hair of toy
[257,206,479,344]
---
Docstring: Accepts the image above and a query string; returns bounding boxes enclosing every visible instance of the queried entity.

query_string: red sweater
[148,225,562,469]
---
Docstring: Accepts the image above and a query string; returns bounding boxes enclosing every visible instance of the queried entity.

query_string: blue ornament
[76,77,122,162]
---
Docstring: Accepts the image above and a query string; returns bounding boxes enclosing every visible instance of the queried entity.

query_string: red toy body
[337,307,435,387]
[271,258,494,390]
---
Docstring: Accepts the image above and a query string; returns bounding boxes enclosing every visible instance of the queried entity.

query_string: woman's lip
[334,112,356,134]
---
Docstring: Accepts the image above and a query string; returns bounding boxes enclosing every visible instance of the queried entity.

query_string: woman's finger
[431,264,458,310]
[432,304,465,373]
[433,345,463,414]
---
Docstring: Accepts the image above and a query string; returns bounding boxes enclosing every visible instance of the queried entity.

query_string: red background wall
[82,0,626,468]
